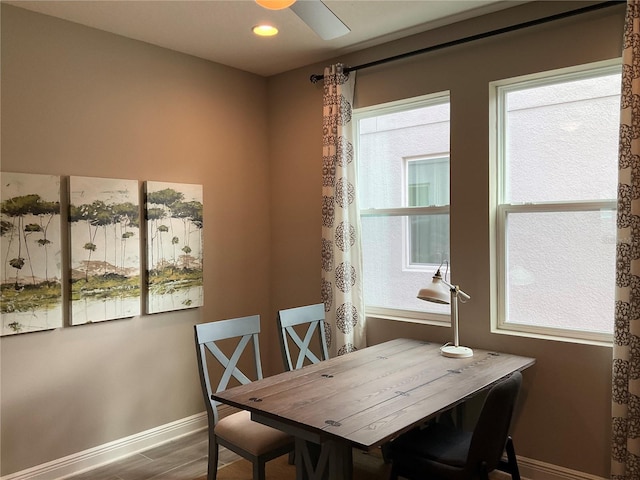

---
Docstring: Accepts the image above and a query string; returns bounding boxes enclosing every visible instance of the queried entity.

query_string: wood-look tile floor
[60,428,512,480]
[63,429,234,480]
[60,428,392,480]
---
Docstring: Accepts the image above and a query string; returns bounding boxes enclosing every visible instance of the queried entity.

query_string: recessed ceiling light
[255,0,295,10]
[253,24,279,37]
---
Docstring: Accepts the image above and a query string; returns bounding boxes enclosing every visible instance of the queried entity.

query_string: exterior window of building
[355,93,451,322]
[407,157,450,266]
[492,60,621,343]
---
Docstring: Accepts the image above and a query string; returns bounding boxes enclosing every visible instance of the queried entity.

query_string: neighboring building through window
[407,157,449,265]
[492,60,621,343]
[355,94,451,321]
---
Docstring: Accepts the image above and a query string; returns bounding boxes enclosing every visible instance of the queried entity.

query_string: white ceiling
[5,0,522,77]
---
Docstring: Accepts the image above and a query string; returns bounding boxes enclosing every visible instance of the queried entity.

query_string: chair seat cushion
[215,410,292,456]
[390,423,472,479]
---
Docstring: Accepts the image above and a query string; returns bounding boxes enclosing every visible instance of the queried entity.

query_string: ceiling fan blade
[290,0,350,40]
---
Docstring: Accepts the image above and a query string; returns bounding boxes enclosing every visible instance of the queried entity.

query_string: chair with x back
[194,315,294,480]
[277,303,329,371]
[388,370,523,480]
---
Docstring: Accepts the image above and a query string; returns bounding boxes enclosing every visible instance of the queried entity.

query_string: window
[493,61,621,343]
[407,157,450,265]
[355,94,451,321]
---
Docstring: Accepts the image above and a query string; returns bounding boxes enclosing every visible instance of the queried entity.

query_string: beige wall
[0,4,275,475]
[268,2,625,478]
[0,1,626,478]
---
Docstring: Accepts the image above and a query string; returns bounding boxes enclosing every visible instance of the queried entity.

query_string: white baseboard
[0,411,209,480]
[518,456,607,480]
[2,411,606,480]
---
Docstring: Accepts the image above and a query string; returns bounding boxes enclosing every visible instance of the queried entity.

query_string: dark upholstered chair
[388,371,523,480]
[277,303,329,371]
[194,315,294,480]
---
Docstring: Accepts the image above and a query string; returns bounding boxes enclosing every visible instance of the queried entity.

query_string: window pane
[505,210,615,334]
[504,73,620,203]
[408,158,449,207]
[410,215,449,265]
[361,214,449,315]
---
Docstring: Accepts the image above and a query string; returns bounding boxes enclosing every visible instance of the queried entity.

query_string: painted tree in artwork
[70,200,140,279]
[146,207,166,271]
[172,200,203,269]
[112,201,139,271]
[70,199,139,278]
[146,187,204,272]
[147,188,184,271]
[147,188,184,265]
[69,201,108,281]
[1,194,60,287]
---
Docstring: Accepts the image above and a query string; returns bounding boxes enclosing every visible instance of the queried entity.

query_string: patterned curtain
[320,64,366,357]
[613,2,640,478]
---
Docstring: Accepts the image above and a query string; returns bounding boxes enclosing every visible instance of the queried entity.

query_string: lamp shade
[417,271,451,304]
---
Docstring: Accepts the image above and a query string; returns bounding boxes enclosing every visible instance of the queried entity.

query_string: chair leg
[253,458,266,480]
[479,461,490,480]
[381,442,392,464]
[209,432,219,480]
[388,462,399,480]
[505,436,521,480]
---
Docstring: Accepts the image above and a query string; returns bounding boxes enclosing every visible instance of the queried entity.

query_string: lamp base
[440,344,473,358]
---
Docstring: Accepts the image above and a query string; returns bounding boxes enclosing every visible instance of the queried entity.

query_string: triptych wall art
[0,172,204,336]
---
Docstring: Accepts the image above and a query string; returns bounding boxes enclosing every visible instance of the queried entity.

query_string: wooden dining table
[213,338,535,480]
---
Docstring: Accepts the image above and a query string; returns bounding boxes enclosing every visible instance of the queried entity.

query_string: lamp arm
[456,288,471,302]
[441,281,468,349]
[439,278,471,302]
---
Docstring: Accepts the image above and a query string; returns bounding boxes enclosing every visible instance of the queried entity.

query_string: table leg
[295,437,353,480]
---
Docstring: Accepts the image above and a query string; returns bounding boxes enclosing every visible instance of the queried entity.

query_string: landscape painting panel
[1,172,63,336]
[69,176,141,325]
[146,181,203,314]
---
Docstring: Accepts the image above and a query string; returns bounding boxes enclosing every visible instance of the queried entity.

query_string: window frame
[354,92,451,324]
[491,59,620,344]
